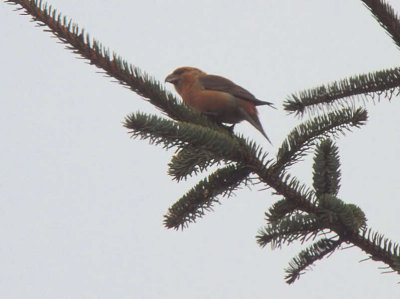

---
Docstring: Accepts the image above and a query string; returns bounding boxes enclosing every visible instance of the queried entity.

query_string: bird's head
[165,67,205,86]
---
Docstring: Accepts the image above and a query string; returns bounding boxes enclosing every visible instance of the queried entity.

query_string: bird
[165,67,275,143]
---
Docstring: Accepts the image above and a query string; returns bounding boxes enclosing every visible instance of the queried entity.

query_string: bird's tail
[239,107,272,144]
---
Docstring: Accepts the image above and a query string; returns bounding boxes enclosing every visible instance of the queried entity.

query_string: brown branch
[348,232,399,272]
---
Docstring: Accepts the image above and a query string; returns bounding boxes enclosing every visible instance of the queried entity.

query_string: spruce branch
[318,195,367,233]
[284,238,341,284]
[274,108,367,172]
[256,213,322,249]
[361,0,400,49]
[123,112,243,159]
[167,134,272,181]
[164,165,251,229]
[285,227,400,282]
[255,169,319,216]
[284,67,400,116]
[7,0,400,283]
[168,146,222,182]
[264,198,299,224]
[254,167,400,277]
[4,0,221,129]
[312,139,341,197]
[124,112,273,171]
[347,229,400,274]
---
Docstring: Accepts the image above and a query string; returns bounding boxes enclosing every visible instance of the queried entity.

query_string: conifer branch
[255,168,399,278]
[284,67,400,116]
[168,146,222,182]
[4,0,220,129]
[285,228,400,283]
[274,108,367,172]
[123,113,244,159]
[263,198,299,224]
[167,135,272,182]
[354,228,400,272]
[257,213,322,249]
[318,195,367,233]
[6,0,400,283]
[255,169,319,215]
[361,0,400,49]
[285,238,341,284]
[124,112,273,170]
[164,165,251,229]
[312,139,341,197]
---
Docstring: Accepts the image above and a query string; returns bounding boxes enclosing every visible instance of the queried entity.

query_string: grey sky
[2,1,400,298]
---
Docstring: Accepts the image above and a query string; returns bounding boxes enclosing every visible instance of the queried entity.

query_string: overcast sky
[2,1,400,298]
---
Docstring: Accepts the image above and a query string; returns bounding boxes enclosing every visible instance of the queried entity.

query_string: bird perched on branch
[165,67,275,143]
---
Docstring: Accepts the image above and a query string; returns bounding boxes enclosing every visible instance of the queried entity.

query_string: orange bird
[165,67,275,143]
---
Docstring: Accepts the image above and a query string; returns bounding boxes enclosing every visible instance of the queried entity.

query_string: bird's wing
[198,75,274,107]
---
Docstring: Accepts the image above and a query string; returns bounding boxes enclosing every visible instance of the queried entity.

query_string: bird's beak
[165,73,179,84]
